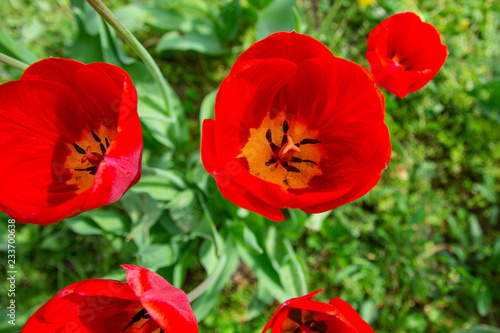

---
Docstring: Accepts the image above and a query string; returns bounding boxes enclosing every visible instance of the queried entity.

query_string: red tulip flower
[22,265,198,333]
[365,11,448,98]
[0,58,143,224]
[262,290,375,333]
[201,32,390,221]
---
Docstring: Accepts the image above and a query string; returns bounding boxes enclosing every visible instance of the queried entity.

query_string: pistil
[278,135,301,160]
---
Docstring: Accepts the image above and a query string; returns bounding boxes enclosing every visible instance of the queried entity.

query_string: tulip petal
[123,265,198,333]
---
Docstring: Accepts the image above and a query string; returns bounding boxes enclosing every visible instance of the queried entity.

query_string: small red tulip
[262,290,375,333]
[0,58,143,224]
[366,12,448,98]
[22,265,198,333]
[202,32,390,221]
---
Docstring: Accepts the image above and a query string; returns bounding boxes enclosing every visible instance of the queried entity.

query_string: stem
[315,0,345,39]
[85,0,180,135]
[0,52,29,71]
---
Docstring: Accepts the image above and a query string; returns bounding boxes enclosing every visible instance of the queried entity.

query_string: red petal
[200,119,219,175]
[122,265,198,333]
[22,58,84,86]
[233,31,334,68]
[202,119,284,220]
[329,298,376,333]
[366,12,448,97]
[0,80,88,224]
[22,279,139,333]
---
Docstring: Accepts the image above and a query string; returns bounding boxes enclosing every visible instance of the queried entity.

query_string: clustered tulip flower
[263,290,375,333]
[365,12,448,98]
[202,31,391,221]
[0,58,143,225]
[22,265,198,333]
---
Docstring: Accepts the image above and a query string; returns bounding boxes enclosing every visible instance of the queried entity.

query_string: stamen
[390,50,396,59]
[100,143,106,155]
[405,67,412,71]
[299,139,321,145]
[291,157,317,165]
[282,162,300,172]
[265,157,278,166]
[266,129,279,153]
[122,308,148,332]
[283,120,289,134]
[399,58,409,64]
[72,143,86,155]
[281,134,288,146]
[266,129,272,143]
[75,167,97,172]
[105,138,110,148]
[91,130,102,143]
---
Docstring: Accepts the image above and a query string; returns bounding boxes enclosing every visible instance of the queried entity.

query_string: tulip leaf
[156,30,228,56]
[477,284,492,317]
[279,239,308,298]
[452,326,500,333]
[65,217,104,236]
[192,238,239,321]
[255,0,296,40]
[237,243,288,303]
[82,209,128,236]
[137,244,177,271]
[131,175,179,202]
[213,0,240,43]
[199,89,217,131]
[0,29,39,64]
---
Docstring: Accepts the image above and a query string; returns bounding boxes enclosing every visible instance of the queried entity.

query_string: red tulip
[365,11,448,98]
[0,58,143,224]
[262,290,375,333]
[201,32,390,221]
[22,265,198,333]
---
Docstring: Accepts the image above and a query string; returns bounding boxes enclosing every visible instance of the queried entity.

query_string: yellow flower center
[238,111,322,190]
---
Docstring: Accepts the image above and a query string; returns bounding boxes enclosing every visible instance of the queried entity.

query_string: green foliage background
[0,0,499,332]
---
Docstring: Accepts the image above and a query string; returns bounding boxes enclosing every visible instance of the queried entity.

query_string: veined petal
[123,265,198,333]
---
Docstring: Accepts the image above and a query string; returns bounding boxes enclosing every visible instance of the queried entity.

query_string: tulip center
[63,126,117,194]
[122,308,165,333]
[389,50,411,71]
[283,309,328,333]
[238,112,322,190]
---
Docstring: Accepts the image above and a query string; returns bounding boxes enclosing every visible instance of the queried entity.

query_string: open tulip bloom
[202,32,391,221]
[22,265,198,333]
[365,12,448,98]
[262,290,375,333]
[0,58,143,224]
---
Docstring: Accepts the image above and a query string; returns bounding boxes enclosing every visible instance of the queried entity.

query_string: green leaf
[65,217,103,236]
[156,30,228,56]
[477,284,492,317]
[192,239,239,321]
[360,299,378,324]
[0,29,39,64]
[256,0,296,39]
[137,244,177,271]
[131,175,179,202]
[469,215,483,246]
[81,209,128,236]
[213,0,241,42]
[280,239,307,298]
[452,326,500,333]
[199,89,218,131]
